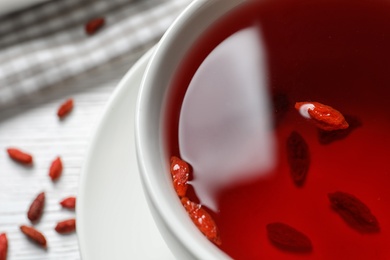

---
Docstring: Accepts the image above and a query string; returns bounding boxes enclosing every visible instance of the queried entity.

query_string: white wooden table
[0,44,153,260]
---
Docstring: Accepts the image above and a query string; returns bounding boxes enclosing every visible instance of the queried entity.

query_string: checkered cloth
[0,0,192,107]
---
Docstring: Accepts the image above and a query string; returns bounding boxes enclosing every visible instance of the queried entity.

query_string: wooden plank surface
[0,44,153,260]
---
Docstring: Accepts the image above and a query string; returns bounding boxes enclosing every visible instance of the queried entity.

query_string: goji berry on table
[181,197,221,245]
[27,192,45,223]
[20,225,47,248]
[49,157,63,181]
[85,18,105,35]
[328,191,379,233]
[57,98,74,119]
[60,196,76,209]
[55,219,76,234]
[295,101,349,131]
[0,233,7,260]
[266,222,312,252]
[6,148,33,165]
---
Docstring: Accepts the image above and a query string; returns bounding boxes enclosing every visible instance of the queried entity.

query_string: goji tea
[163,0,390,259]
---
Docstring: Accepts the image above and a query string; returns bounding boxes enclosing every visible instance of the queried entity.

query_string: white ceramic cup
[135,0,249,259]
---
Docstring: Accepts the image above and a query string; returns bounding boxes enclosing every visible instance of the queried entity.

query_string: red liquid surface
[165,0,390,259]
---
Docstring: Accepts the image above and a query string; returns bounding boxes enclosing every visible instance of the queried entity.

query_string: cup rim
[135,0,246,259]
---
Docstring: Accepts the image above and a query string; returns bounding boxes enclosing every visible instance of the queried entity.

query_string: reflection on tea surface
[179,26,276,211]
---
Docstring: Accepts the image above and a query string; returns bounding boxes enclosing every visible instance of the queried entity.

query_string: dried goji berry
[286,131,310,187]
[266,222,312,252]
[60,196,76,209]
[0,233,7,260]
[55,219,76,234]
[49,157,63,181]
[328,191,379,233]
[57,98,74,119]
[85,17,105,35]
[20,225,47,248]
[181,197,221,245]
[295,101,349,131]
[318,115,362,145]
[170,156,190,197]
[272,93,290,127]
[6,148,33,165]
[27,192,45,223]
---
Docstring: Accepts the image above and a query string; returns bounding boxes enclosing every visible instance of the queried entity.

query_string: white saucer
[77,48,175,260]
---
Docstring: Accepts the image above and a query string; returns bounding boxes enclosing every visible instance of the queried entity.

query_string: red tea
[164,0,390,259]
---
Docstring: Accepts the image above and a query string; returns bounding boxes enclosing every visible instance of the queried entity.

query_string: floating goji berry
[27,192,45,223]
[266,222,312,252]
[6,148,33,165]
[286,131,310,187]
[170,156,190,197]
[49,157,63,181]
[20,225,47,248]
[0,233,7,260]
[272,93,290,127]
[181,197,221,245]
[295,101,349,131]
[55,219,76,234]
[57,98,74,119]
[328,191,379,233]
[60,196,76,209]
[85,17,105,35]
[318,115,362,145]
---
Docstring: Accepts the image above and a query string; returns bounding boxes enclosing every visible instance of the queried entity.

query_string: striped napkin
[0,0,192,107]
